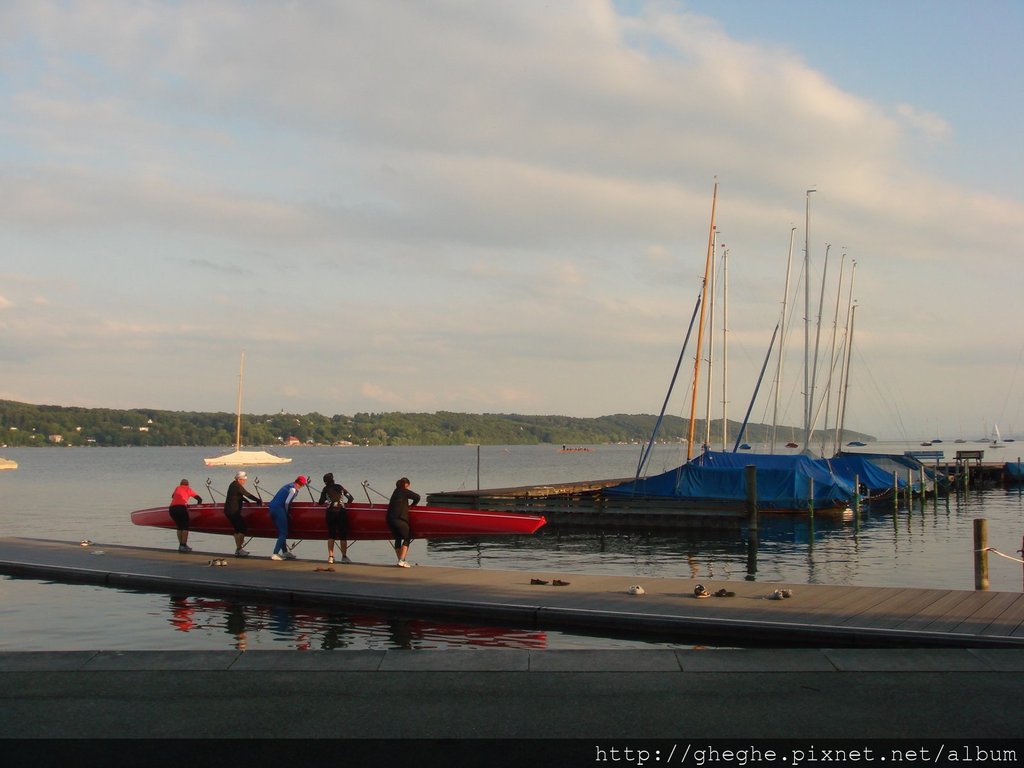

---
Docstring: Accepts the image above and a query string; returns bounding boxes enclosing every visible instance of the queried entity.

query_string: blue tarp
[604,450,855,510]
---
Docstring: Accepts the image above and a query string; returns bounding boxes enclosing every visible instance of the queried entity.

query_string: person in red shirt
[169,479,203,553]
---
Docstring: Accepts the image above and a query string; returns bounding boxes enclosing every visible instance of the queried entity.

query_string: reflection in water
[159,594,551,651]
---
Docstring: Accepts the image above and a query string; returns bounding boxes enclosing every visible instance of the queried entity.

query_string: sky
[1,0,1023,441]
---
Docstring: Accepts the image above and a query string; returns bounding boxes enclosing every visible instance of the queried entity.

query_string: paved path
[2,648,1023,740]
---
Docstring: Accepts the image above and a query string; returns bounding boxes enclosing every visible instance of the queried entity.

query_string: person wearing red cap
[268,475,307,560]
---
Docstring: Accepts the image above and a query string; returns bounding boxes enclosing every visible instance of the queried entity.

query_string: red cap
[295,476,307,486]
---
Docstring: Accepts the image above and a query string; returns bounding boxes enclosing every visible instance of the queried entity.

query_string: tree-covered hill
[0,399,874,448]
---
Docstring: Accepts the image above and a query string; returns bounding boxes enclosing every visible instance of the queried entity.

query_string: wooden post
[745,465,758,580]
[853,473,860,530]
[919,466,926,510]
[892,471,899,512]
[973,518,989,590]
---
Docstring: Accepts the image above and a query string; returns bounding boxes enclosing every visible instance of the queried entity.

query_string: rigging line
[636,291,703,480]
[999,340,1024,422]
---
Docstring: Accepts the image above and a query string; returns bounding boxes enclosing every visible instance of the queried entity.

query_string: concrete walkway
[2,648,1023,741]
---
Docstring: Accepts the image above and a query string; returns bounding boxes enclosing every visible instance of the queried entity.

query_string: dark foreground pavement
[3,649,1022,767]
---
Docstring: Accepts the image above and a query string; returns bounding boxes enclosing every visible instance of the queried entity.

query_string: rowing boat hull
[131,501,546,540]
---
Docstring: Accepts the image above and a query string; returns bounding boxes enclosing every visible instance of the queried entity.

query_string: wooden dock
[2,537,1022,648]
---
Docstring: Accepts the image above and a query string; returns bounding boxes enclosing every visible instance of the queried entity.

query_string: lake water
[1,442,1022,651]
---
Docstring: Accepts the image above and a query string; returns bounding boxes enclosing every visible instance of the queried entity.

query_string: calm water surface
[1,443,1022,650]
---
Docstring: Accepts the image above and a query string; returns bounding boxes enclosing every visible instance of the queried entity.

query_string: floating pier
[2,537,1022,648]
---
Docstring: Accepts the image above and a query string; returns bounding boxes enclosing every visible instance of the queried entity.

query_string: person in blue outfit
[269,475,307,560]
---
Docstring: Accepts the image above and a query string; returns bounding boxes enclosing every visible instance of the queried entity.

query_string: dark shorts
[168,504,189,531]
[325,505,348,539]
[387,518,411,547]
[224,510,247,534]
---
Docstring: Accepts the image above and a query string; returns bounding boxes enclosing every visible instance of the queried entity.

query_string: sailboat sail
[204,352,291,466]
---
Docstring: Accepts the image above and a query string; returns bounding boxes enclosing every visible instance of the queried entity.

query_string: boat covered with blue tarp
[603,449,855,511]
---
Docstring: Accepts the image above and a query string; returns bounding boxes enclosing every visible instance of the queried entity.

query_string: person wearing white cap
[223,470,261,557]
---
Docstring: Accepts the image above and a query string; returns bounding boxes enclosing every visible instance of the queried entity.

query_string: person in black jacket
[223,471,261,557]
[386,477,420,568]
[318,472,354,564]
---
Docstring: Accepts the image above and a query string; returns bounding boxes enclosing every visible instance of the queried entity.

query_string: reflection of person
[168,479,203,553]
[318,472,354,564]
[223,470,260,557]
[269,476,306,560]
[386,477,420,568]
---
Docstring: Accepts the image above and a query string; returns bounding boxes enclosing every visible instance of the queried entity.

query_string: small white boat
[989,424,1005,449]
[0,457,17,470]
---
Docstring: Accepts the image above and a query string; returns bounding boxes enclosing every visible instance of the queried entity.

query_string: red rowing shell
[131,501,546,540]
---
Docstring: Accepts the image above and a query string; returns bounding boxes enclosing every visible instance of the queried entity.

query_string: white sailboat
[204,352,291,467]
[989,424,1004,449]
[0,457,17,470]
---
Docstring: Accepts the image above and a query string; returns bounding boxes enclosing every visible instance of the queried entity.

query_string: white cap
[235,471,247,480]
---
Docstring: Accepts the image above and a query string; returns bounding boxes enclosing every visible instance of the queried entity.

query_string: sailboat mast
[803,188,816,448]
[703,228,718,450]
[721,245,729,450]
[810,243,831,454]
[687,180,718,461]
[834,261,856,444]
[771,227,796,453]
[823,250,846,455]
[837,302,857,441]
[235,351,245,450]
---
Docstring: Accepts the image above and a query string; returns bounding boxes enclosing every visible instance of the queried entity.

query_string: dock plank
[1,536,1023,648]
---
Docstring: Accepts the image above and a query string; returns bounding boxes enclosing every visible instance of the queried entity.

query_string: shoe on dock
[341,555,352,564]
[694,584,711,598]
[628,585,645,595]
[328,556,334,564]
[271,553,284,561]
[397,560,410,568]
[530,578,549,585]
[282,551,297,560]
[714,588,735,597]
[235,548,249,558]
[552,579,570,587]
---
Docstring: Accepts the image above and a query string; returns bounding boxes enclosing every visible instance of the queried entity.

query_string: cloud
[0,1,1020,437]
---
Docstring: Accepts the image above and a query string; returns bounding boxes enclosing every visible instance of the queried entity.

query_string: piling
[973,518,989,591]
[744,465,758,580]
[853,473,861,531]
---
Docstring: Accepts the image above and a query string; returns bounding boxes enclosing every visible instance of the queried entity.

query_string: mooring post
[919,466,926,510]
[744,465,758,580]
[973,518,989,590]
[892,471,899,512]
[853,472,861,530]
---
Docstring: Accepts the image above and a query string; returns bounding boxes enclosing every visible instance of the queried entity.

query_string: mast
[809,243,831,454]
[771,227,796,453]
[686,180,718,461]
[703,227,718,450]
[235,351,245,451]
[834,261,857,445]
[837,302,857,442]
[822,249,846,455]
[803,188,815,448]
[721,244,729,450]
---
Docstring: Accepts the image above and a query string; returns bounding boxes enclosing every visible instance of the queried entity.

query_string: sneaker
[235,548,249,558]
[341,555,352,564]
[397,560,410,568]
[283,551,297,560]
[327,556,334,564]
[271,553,284,561]
[178,544,192,553]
